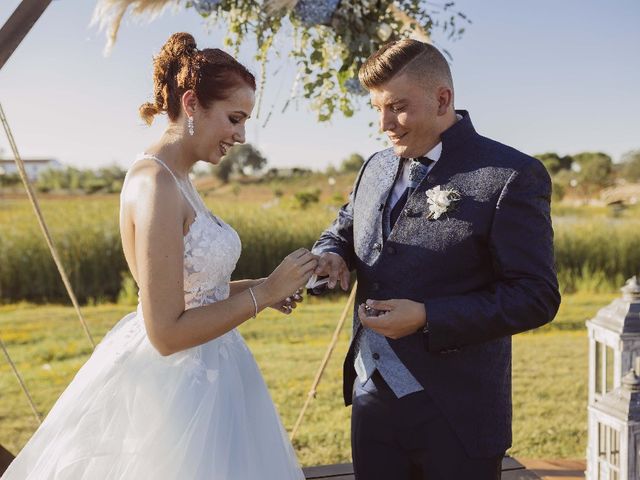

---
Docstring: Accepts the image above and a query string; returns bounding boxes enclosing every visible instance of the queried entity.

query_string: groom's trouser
[351,371,503,480]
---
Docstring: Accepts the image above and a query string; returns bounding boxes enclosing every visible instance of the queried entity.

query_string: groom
[312,39,560,479]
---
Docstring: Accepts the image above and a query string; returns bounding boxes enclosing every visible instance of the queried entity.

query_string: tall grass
[0,196,336,303]
[554,216,640,292]
[0,196,638,303]
[0,198,125,303]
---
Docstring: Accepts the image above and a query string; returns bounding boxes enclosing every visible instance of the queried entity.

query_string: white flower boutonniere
[425,185,461,220]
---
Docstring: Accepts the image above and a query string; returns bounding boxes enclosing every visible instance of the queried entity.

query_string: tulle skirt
[2,305,305,480]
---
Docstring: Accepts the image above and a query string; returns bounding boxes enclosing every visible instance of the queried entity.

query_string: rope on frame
[290,280,358,442]
[0,102,95,349]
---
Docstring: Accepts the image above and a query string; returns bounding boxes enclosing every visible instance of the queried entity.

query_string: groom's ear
[436,86,453,115]
[181,90,198,117]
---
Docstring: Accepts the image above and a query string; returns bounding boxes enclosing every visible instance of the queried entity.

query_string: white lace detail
[135,154,242,310]
[182,211,241,308]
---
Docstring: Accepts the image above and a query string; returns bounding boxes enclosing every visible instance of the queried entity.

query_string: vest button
[372,353,380,360]
[372,282,380,291]
[386,246,396,254]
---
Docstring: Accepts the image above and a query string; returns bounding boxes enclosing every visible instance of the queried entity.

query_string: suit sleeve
[311,158,370,270]
[424,159,561,352]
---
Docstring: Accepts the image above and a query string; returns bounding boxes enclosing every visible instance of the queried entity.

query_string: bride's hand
[261,248,317,304]
[269,288,304,315]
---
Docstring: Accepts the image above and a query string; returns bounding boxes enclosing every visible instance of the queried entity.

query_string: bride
[2,32,315,480]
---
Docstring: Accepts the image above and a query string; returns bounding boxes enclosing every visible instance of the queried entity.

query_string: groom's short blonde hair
[358,39,453,91]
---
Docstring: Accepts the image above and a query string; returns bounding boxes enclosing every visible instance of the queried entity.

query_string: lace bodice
[134,154,242,309]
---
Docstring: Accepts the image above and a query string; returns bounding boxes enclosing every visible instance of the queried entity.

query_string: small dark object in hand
[363,304,386,317]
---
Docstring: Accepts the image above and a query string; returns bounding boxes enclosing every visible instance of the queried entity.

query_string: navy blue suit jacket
[312,111,561,458]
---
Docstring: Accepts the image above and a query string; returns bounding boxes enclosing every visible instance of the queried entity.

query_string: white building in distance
[0,158,64,181]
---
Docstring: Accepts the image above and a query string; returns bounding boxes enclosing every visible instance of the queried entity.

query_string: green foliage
[551,179,566,202]
[117,272,138,306]
[214,143,268,183]
[340,153,365,173]
[620,149,640,182]
[0,198,126,304]
[294,188,321,209]
[193,0,468,121]
[214,156,235,183]
[573,152,614,193]
[2,197,639,303]
[553,212,640,293]
[535,152,573,176]
[0,172,21,187]
[324,164,338,176]
[0,196,335,303]
[331,192,346,207]
[34,166,126,194]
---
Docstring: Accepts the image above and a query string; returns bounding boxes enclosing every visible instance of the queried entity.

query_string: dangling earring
[187,116,195,136]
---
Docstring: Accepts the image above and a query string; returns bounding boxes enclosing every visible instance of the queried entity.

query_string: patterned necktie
[390,157,434,228]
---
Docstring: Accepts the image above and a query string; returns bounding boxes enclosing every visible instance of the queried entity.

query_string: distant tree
[620,150,640,182]
[325,164,338,176]
[37,168,67,191]
[214,157,235,183]
[550,180,565,202]
[340,153,365,173]
[294,189,321,209]
[96,165,126,193]
[214,143,267,183]
[291,167,312,176]
[573,152,613,191]
[0,172,20,187]
[534,152,573,176]
[35,165,126,194]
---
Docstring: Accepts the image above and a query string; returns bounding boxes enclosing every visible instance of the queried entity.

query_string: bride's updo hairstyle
[139,32,256,125]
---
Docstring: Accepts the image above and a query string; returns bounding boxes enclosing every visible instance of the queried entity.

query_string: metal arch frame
[0,0,53,71]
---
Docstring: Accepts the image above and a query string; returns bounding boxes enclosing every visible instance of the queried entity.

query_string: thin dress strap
[137,153,200,213]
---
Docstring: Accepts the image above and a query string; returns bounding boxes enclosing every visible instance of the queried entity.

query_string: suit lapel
[386,145,472,241]
[352,150,403,266]
[377,155,403,240]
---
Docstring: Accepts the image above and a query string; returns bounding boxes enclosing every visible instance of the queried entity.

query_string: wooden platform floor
[303,457,541,479]
[4,445,586,479]
[519,458,585,480]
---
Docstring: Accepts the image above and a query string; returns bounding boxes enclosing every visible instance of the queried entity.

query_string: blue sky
[0,0,638,171]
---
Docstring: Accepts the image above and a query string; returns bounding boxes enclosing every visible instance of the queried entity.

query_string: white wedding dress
[2,154,305,480]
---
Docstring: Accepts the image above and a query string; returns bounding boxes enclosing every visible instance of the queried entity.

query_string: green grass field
[0,292,616,465]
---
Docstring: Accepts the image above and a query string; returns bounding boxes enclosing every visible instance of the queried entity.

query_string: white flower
[425,185,461,220]
[377,23,393,41]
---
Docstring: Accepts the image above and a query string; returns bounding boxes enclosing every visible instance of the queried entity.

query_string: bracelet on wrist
[248,287,258,319]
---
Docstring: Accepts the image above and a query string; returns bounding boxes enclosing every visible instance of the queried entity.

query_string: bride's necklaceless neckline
[138,152,191,183]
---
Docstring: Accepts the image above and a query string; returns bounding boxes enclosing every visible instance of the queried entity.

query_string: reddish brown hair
[139,32,256,125]
[358,39,453,91]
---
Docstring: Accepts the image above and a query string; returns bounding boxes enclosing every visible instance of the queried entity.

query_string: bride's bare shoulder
[122,158,178,204]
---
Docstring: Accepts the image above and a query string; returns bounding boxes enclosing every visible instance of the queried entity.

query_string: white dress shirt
[389,114,462,208]
[388,142,442,208]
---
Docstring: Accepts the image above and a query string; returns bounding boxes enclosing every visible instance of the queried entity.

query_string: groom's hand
[358,299,427,340]
[314,252,350,291]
